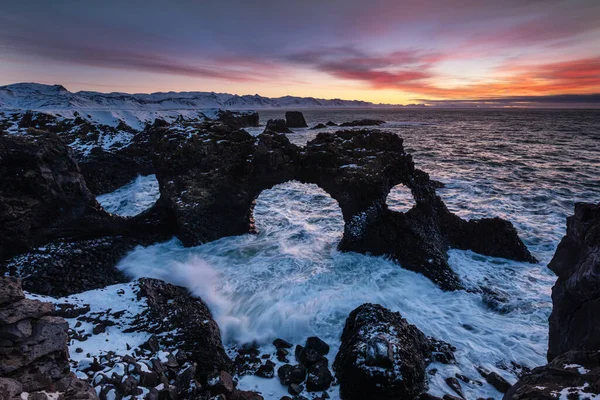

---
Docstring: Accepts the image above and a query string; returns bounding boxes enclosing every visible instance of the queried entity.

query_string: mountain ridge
[0,82,408,110]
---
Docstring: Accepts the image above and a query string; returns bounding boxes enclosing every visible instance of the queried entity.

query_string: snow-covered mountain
[0,82,396,111]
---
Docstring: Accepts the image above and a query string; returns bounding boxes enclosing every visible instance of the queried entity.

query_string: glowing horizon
[1,0,599,106]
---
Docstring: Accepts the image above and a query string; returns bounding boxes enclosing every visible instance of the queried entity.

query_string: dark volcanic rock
[504,350,600,400]
[339,119,385,127]
[0,130,174,265]
[334,303,447,400]
[505,203,600,400]
[285,111,308,128]
[78,143,153,195]
[150,126,533,290]
[326,121,338,126]
[264,118,291,133]
[311,123,327,130]
[547,203,600,361]
[3,238,129,297]
[0,277,97,398]
[134,278,231,375]
[0,131,113,260]
[217,110,259,129]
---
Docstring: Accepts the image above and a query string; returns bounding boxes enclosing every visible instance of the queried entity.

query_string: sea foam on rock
[334,303,455,400]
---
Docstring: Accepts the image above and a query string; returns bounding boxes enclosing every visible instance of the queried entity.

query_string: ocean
[99,108,600,399]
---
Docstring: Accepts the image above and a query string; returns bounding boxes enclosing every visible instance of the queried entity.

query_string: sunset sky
[1,0,599,105]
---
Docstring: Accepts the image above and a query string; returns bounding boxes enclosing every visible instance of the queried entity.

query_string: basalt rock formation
[0,130,117,260]
[504,203,600,400]
[0,276,97,398]
[334,303,455,400]
[151,126,535,290]
[264,118,292,133]
[217,110,260,129]
[0,123,534,292]
[0,130,174,292]
[285,111,308,128]
[135,278,232,375]
[504,350,600,400]
[547,203,600,361]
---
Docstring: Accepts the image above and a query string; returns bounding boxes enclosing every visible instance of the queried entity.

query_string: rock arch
[151,125,537,291]
[0,122,535,292]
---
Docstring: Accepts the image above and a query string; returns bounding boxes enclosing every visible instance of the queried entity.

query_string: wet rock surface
[547,202,600,361]
[334,303,455,400]
[285,111,308,128]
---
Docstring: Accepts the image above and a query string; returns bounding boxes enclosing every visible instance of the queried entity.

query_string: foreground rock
[285,111,308,128]
[152,126,535,290]
[547,203,600,361]
[505,203,600,399]
[0,276,97,398]
[54,278,260,399]
[134,278,231,375]
[504,350,600,400]
[334,303,455,400]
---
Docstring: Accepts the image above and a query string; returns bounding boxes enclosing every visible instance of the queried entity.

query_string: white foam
[116,180,554,399]
[97,175,160,216]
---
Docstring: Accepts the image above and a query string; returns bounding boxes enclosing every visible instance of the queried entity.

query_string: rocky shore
[1,109,598,399]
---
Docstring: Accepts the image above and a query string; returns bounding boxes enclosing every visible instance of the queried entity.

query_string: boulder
[547,203,600,360]
[504,350,600,400]
[134,279,231,375]
[334,303,447,400]
[0,277,71,393]
[264,119,291,133]
[285,111,308,128]
[310,123,327,130]
[217,110,259,129]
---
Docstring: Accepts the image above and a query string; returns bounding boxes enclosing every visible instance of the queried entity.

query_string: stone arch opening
[386,184,417,213]
[252,180,344,245]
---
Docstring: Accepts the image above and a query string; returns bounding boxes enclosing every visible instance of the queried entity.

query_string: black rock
[445,377,465,399]
[273,338,293,349]
[339,119,385,127]
[285,111,308,128]
[265,119,291,133]
[311,123,327,130]
[305,337,330,356]
[306,359,333,392]
[288,383,304,396]
[334,303,443,400]
[255,360,276,378]
[548,203,600,360]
